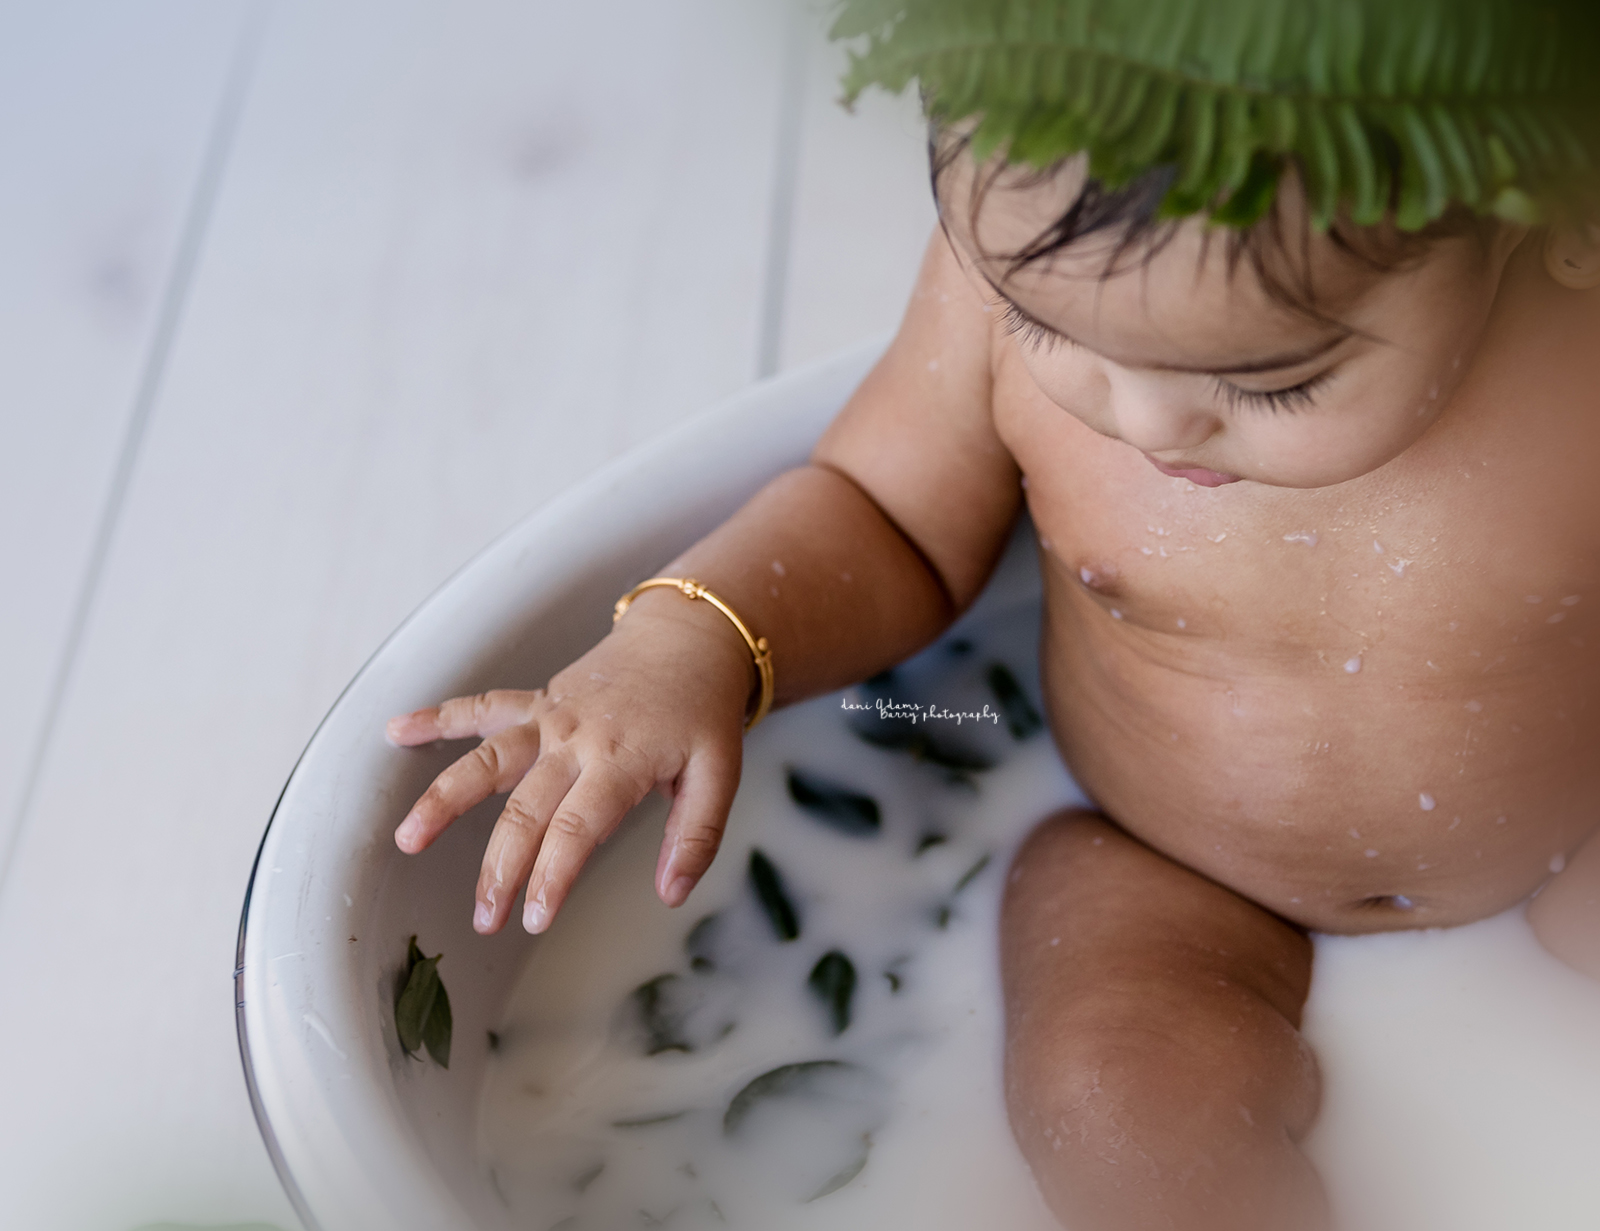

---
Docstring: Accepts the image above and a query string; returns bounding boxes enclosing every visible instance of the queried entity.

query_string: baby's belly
[1040,586,1600,935]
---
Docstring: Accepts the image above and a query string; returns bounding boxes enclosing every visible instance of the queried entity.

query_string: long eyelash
[1213,371,1332,414]
[998,300,1069,352]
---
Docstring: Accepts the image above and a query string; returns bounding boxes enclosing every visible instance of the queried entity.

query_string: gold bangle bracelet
[612,576,774,732]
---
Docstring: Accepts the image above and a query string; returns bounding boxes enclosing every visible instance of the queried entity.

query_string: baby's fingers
[395,724,541,853]
[523,760,651,933]
[656,746,740,907]
[386,689,542,746]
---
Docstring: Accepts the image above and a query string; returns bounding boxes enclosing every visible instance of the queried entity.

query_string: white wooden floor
[0,3,933,1226]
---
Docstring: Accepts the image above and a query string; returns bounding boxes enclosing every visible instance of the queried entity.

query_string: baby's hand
[385,598,754,935]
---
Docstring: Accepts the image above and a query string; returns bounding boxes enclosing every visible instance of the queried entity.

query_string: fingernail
[474,900,494,930]
[396,814,422,848]
[666,875,695,907]
[524,901,548,933]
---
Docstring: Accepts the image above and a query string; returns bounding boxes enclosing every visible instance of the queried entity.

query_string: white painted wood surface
[0,2,930,1227]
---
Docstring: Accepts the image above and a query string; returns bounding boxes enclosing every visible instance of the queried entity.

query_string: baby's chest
[994,375,1597,680]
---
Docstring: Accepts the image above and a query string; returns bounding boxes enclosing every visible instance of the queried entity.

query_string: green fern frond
[831,0,1600,230]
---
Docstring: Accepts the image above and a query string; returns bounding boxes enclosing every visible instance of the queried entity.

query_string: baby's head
[835,0,1600,489]
[937,141,1547,489]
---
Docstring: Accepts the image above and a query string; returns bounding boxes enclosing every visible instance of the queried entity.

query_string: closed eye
[999,300,1071,352]
[1213,371,1333,414]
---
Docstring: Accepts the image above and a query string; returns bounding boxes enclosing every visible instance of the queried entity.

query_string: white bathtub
[237,338,1600,1231]
[235,342,896,1231]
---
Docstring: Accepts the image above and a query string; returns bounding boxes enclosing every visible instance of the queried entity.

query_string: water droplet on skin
[1365,849,1380,858]
[1110,609,1123,620]
[1141,546,1153,556]
[927,359,940,372]
[1159,546,1168,558]
[1448,622,1459,632]
[1176,618,1187,629]
[1283,532,1319,547]
[1092,837,1103,846]
[1344,657,1362,674]
[1419,793,1437,811]
[1207,532,1228,543]
[1393,895,1415,910]
[1526,595,1543,604]
[769,585,779,596]
[1548,612,1566,624]
[1562,595,1580,606]
[1349,827,1362,839]
[1497,816,1507,825]
[1466,700,1482,712]
[1551,854,1567,874]
[1040,536,1052,550]
[1449,817,1462,831]
[771,560,786,577]
[840,571,852,582]
[1080,566,1095,585]
[1388,559,1413,576]
[1373,540,1384,553]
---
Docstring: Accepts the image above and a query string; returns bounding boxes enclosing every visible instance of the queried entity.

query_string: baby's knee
[1008,988,1322,1156]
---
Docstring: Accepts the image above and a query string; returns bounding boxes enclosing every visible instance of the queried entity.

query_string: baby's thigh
[1001,810,1323,1227]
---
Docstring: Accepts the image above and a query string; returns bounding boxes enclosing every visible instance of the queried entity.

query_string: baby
[383,5,1600,1228]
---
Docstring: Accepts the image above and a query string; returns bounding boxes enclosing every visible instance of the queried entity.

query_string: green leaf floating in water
[986,662,1043,740]
[723,1060,854,1136]
[748,848,800,941]
[394,934,452,1068]
[807,950,858,1036]
[785,766,881,837]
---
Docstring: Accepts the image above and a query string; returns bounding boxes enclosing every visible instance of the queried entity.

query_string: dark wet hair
[929,121,1507,323]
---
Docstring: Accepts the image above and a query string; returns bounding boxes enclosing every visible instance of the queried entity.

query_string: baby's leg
[1002,811,1326,1231]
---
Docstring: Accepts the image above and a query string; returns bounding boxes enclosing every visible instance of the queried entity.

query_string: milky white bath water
[475,582,1600,1231]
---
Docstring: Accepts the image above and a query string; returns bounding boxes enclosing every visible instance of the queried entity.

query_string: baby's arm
[387,230,1022,934]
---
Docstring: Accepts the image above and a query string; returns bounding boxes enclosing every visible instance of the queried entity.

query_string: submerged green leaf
[805,1138,871,1202]
[394,934,451,1068]
[612,1110,691,1129]
[685,913,723,972]
[749,848,801,941]
[986,663,1043,740]
[785,766,882,836]
[807,950,859,1036]
[630,974,695,1055]
[723,1060,856,1136]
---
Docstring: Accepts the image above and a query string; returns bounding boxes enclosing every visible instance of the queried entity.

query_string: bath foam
[475,593,1600,1230]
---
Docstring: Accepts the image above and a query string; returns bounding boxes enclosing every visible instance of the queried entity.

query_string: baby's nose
[1110,393,1220,454]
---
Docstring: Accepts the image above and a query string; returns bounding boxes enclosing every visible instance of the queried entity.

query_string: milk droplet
[1419,793,1437,811]
[1344,657,1362,674]
[1550,854,1567,874]
[1283,532,1319,546]
[1080,567,1095,585]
